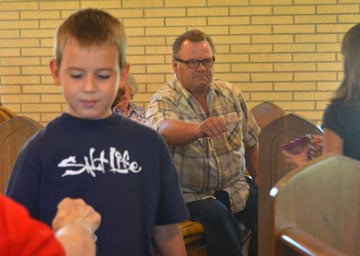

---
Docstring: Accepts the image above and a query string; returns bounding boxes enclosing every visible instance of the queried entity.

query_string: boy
[5,8,188,256]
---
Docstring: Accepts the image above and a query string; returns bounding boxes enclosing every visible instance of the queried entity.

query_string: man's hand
[197,116,227,138]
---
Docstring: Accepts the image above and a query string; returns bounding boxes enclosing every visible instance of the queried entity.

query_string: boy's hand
[52,197,101,234]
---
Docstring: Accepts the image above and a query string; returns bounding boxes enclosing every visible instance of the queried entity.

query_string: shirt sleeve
[0,195,65,256]
[322,103,345,139]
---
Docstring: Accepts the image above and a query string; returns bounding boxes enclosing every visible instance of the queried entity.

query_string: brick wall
[0,0,358,125]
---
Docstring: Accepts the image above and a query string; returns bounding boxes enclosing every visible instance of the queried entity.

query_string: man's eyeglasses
[174,56,215,69]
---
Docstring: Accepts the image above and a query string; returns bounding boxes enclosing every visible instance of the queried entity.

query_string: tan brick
[21,47,52,57]
[40,1,80,10]
[1,57,40,66]
[338,14,360,23]
[110,9,144,19]
[294,91,333,100]
[230,6,271,16]
[145,8,185,17]
[274,44,316,52]
[317,24,354,33]
[0,21,39,29]
[238,83,274,92]
[317,4,358,14]
[294,0,336,4]
[232,63,273,72]
[2,75,40,85]
[0,11,19,20]
[21,29,55,39]
[232,44,272,53]
[21,11,61,20]
[0,66,20,75]
[166,17,206,26]
[273,25,315,34]
[231,25,272,34]
[252,35,293,44]
[214,35,250,44]
[275,63,316,72]
[278,101,315,110]
[22,103,62,112]
[251,73,293,82]
[251,92,293,101]
[23,85,61,94]
[145,27,185,36]
[209,16,251,26]
[129,36,165,46]
[0,39,39,48]
[317,62,342,72]
[215,73,250,82]
[165,0,205,7]
[317,43,341,53]
[294,72,337,81]
[0,48,20,57]
[251,53,292,62]
[317,82,340,91]
[188,7,229,16]
[217,53,249,62]
[125,18,164,27]
[21,66,49,75]
[2,94,40,103]
[81,1,120,9]
[252,16,293,25]
[274,82,316,91]
[0,85,21,93]
[273,5,315,14]
[293,53,336,62]
[41,94,67,103]
[0,2,38,11]
[295,34,338,43]
[295,15,337,24]
[122,0,163,8]
[0,29,20,39]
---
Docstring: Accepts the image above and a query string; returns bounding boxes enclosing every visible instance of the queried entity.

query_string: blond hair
[53,8,127,70]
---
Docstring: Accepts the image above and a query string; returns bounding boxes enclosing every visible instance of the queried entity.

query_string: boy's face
[50,38,129,119]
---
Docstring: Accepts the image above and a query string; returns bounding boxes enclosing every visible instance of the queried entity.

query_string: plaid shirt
[146,76,260,212]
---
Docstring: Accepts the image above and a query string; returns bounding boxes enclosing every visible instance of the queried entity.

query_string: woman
[283,23,360,167]
[112,74,146,124]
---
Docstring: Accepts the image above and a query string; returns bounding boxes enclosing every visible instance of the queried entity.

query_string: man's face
[50,38,128,119]
[173,40,214,95]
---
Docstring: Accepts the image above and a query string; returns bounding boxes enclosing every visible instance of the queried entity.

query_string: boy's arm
[153,223,186,256]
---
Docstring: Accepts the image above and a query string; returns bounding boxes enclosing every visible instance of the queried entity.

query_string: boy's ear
[49,59,61,85]
[119,62,130,87]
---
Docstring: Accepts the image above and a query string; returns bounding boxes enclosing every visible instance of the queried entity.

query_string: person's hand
[197,116,227,138]
[307,134,324,159]
[52,197,101,235]
[281,134,324,169]
[281,146,309,169]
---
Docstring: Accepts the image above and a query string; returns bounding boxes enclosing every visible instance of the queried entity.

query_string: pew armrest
[278,227,346,256]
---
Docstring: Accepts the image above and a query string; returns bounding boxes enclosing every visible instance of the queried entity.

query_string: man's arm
[158,117,227,146]
[153,224,186,256]
[245,143,259,186]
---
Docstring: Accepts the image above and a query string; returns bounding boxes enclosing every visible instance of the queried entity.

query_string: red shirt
[0,195,65,256]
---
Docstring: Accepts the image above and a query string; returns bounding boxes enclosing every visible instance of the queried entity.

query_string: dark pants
[187,179,258,256]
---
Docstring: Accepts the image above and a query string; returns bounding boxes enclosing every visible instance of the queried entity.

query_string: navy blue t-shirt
[322,101,360,161]
[6,113,189,256]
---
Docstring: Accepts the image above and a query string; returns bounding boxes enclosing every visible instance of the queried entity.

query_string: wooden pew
[258,114,323,255]
[251,101,285,129]
[0,116,43,192]
[268,154,360,255]
[0,106,16,124]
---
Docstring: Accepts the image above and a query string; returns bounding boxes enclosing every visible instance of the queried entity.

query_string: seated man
[147,29,260,256]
